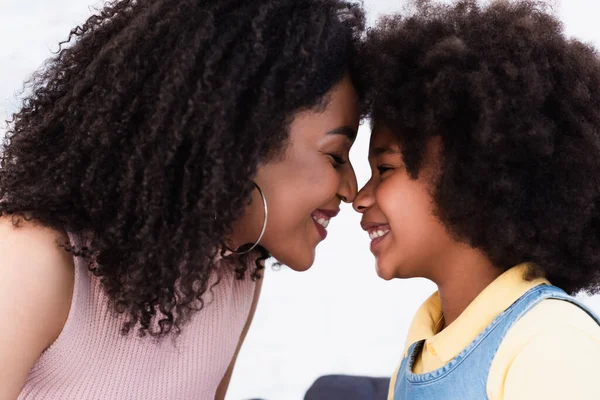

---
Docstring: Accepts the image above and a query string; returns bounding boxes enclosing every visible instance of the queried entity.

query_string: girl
[355,1,600,399]
[0,0,364,398]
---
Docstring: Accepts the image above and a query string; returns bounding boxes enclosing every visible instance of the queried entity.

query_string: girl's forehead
[369,126,400,152]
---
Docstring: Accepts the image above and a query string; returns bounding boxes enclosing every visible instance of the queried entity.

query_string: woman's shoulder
[0,215,75,347]
[0,214,70,251]
[0,215,75,396]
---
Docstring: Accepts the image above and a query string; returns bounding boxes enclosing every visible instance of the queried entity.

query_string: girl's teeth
[369,229,390,240]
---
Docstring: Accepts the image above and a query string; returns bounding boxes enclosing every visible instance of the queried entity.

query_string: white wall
[2,1,600,400]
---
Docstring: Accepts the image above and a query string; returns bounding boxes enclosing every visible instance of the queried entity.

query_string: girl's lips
[369,230,390,253]
[360,222,391,253]
[360,221,390,232]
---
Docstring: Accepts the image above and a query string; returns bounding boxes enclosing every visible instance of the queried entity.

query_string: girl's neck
[432,246,503,330]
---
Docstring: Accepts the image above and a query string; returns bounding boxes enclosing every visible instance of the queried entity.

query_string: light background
[2,1,600,399]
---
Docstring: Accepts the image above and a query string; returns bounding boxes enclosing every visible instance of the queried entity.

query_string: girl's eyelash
[377,165,392,174]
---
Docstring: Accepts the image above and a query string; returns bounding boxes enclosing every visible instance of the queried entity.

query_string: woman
[0,0,364,398]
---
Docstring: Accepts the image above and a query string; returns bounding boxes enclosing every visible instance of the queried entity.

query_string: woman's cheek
[306,168,339,204]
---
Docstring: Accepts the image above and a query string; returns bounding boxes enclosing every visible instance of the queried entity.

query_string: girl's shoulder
[488,298,600,399]
[497,295,600,361]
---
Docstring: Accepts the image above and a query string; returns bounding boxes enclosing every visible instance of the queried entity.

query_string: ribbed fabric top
[19,233,256,400]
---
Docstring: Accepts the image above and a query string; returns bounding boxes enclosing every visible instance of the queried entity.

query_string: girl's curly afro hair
[360,0,600,294]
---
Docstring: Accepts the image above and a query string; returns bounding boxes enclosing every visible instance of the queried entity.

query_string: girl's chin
[376,265,396,281]
[375,256,403,280]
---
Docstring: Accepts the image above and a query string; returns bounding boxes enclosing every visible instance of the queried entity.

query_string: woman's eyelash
[329,154,347,165]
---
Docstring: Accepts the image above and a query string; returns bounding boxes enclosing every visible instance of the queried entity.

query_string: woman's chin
[288,262,314,272]
[271,249,316,272]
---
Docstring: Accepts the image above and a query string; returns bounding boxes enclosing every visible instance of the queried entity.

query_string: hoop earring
[224,181,268,255]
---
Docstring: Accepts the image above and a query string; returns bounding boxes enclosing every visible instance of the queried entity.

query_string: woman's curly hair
[1,0,365,336]
[360,0,600,294]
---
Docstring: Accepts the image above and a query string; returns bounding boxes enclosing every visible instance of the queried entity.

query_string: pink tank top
[18,233,256,400]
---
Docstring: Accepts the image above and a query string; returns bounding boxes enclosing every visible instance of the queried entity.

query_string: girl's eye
[329,154,348,167]
[377,165,392,175]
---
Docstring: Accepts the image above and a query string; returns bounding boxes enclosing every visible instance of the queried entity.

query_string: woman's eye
[328,154,348,167]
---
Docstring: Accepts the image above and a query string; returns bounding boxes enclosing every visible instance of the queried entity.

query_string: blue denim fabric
[393,285,600,399]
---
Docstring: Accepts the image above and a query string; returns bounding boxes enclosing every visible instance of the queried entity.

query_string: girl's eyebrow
[370,146,400,157]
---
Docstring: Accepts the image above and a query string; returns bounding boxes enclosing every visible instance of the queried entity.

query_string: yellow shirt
[388,264,600,400]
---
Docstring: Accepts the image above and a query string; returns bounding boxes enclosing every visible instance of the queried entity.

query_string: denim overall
[393,285,600,399]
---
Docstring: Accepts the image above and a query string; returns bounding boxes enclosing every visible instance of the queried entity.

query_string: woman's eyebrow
[326,126,357,142]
